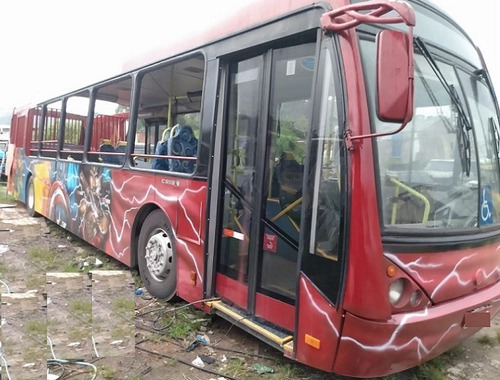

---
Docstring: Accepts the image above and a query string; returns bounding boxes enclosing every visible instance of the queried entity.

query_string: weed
[164,357,177,366]
[70,299,92,324]
[113,297,135,314]
[111,324,133,340]
[23,346,45,363]
[496,331,500,344]
[477,334,495,345]
[162,305,209,340]
[25,320,47,340]
[68,326,91,341]
[222,358,252,379]
[28,247,59,270]
[62,261,80,273]
[273,363,306,379]
[145,332,168,343]
[0,185,15,203]
[99,365,116,379]
[0,261,7,275]
[446,345,466,359]
[25,274,46,290]
[415,356,447,380]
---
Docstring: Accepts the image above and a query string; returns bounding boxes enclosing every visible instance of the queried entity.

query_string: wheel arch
[24,170,33,204]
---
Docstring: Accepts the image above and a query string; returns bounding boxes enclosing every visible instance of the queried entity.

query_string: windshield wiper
[415,37,472,176]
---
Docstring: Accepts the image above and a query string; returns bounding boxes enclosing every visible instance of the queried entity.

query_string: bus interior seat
[152,128,171,170]
[115,141,127,165]
[99,139,118,164]
[167,125,197,173]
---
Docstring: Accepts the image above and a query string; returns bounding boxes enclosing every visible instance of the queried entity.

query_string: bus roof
[122,0,330,73]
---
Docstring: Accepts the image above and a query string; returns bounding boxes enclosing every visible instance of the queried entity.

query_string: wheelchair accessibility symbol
[481,186,494,225]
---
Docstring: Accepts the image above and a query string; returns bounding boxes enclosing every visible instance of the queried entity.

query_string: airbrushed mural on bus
[6,0,500,377]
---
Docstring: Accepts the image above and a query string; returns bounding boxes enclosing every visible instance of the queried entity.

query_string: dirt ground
[1,198,500,379]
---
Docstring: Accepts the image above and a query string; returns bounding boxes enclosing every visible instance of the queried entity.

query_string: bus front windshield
[360,36,500,232]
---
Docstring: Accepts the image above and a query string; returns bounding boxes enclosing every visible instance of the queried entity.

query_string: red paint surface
[295,275,342,373]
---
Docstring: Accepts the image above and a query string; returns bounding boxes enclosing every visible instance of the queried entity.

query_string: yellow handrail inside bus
[270,197,302,223]
[390,177,430,225]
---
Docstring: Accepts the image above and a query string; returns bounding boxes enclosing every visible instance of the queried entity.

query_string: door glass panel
[260,43,316,300]
[218,56,263,283]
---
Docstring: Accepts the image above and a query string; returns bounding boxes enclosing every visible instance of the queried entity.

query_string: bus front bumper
[333,280,500,378]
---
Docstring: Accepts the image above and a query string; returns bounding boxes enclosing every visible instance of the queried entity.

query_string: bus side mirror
[376,30,414,123]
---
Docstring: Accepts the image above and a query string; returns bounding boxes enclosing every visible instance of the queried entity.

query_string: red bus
[6,0,500,376]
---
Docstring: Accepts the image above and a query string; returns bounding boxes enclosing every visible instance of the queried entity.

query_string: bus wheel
[26,176,39,217]
[138,210,177,299]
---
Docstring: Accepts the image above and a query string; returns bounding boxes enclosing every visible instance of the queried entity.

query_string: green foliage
[272,363,306,378]
[477,334,495,345]
[113,297,135,314]
[99,365,116,379]
[28,247,59,270]
[25,320,47,340]
[221,358,252,379]
[414,355,447,380]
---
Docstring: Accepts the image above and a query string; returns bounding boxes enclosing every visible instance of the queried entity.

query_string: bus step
[205,300,294,353]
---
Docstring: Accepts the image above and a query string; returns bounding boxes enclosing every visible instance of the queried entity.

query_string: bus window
[61,92,89,161]
[89,77,132,165]
[29,107,42,156]
[133,54,204,174]
[40,101,63,158]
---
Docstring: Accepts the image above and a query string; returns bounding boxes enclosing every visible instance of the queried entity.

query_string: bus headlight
[389,278,405,306]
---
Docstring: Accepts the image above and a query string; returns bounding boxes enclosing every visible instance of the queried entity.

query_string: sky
[0,0,498,119]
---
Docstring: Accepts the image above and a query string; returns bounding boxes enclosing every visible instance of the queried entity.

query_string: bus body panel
[14,153,207,303]
[295,274,343,373]
[334,281,500,377]
[334,11,392,320]
[386,243,500,304]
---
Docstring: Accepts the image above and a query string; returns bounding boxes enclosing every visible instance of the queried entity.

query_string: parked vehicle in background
[6,0,500,377]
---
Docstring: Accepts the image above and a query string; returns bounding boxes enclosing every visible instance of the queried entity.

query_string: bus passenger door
[215,42,317,332]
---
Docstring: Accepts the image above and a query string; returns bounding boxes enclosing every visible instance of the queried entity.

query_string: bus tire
[138,209,177,300]
[26,176,39,217]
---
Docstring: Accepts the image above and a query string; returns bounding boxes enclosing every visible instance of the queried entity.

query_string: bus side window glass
[62,92,89,161]
[30,107,42,156]
[90,77,132,165]
[134,54,204,174]
[41,101,63,159]
[310,49,341,260]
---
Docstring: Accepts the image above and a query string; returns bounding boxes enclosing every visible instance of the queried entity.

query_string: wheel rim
[145,228,173,282]
[28,182,35,210]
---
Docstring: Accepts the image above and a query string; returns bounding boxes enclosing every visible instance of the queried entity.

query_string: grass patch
[273,363,307,379]
[28,247,59,270]
[497,331,500,344]
[111,324,133,340]
[414,356,447,380]
[159,304,209,340]
[70,298,92,324]
[68,326,91,341]
[62,261,80,273]
[0,260,7,276]
[23,346,45,363]
[145,332,169,343]
[25,320,47,340]
[221,358,252,379]
[99,365,116,379]
[477,334,495,345]
[0,185,15,203]
[25,273,46,290]
[113,297,135,314]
